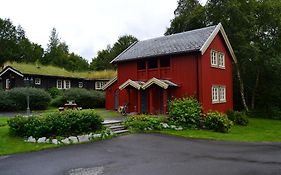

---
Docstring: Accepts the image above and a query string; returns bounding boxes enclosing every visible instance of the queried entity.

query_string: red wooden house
[103,23,237,114]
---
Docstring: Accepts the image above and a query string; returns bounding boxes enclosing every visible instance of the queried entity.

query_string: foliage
[123,115,163,131]
[204,111,233,133]
[226,110,249,126]
[8,110,103,138]
[168,97,202,128]
[166,0,281,114]
[50,88,105,109]
[90,35,138,70]
[0,88,51,111]
[47,87,63,99]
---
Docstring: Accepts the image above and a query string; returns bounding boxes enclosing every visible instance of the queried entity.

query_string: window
[218,53,225,68]
[95,81,107,90]
[78,82,83,88]
[137,60,146,70]
[5,79,10,89]
[64,80,71,89]
[57,80,63,89]
[212,86,219,103]
[219,86,226,102]
[160,57,170,67]
[212,85,226,103]
[211,50,218,66]
[148,59,158,69]
[35,78,41,85]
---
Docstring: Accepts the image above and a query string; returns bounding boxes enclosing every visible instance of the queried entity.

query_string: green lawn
[0,117,58,156]
[159,118,281,142]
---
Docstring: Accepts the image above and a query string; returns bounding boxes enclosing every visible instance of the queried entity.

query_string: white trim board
[0,67,24,77]
[200,23,237,63]
[102,76,117,90]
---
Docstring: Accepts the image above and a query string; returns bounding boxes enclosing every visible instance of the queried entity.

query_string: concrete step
[109,125,125,131]
[103,120,122,126]
[113,129,129,134]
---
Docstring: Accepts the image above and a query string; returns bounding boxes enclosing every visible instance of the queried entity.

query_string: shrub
[50,95,65,107]
[168,97,202,128]
[0,91,16,111]
[63,88,105,108]
[8,87,51,110]
[204,111,233,133]
[8,110,103,138]
[47,87,63,99]
[123,115,163,131]
[226,109,249,126]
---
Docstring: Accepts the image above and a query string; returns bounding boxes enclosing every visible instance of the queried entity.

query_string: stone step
[109,125,125,131]
[113,129,129,134]
[102,120,122,126]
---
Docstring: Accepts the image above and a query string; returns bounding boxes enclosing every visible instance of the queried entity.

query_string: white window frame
[95,81,106,90]
[211,50,218,67]
[212,86,219,103]
[5,79,10,89]
[64,80,71,89]
[35,78,41,85]
[218,53,225,68]
[219,86,226,102]
[212,85,226,104]
[78,82,83,88]
[57,80,63,89]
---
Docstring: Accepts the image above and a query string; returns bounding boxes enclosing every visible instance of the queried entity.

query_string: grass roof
[2,62,116,80]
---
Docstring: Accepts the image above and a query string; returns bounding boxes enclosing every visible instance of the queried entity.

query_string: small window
[212,86,219,103]
[211,50,218,66]
[6,79,10,89]
[64,80,71,89]
[78,82,83,88]
[137,60,146,70]
[95,81,106,90]
[148,59,158,69]
[57,80,63,89]
[160,57,170,67]
[35,78,41,85]
[218,53,225,68]
[219,86,226,102]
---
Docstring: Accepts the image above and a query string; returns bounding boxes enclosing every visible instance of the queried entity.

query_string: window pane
[148,59,158,69]
[137,61,146,70]
[160,57,170,67]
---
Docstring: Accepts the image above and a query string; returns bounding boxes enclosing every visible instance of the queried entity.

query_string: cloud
[0,0,178,62]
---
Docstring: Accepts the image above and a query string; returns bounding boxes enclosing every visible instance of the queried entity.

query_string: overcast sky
[0,0,207,62]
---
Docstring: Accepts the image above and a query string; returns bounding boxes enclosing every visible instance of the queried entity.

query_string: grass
[159,118,281,142]
[3,62,117,79]
[0,117,58,156]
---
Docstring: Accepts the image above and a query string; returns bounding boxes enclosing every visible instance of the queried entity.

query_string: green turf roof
[2,62,116,80]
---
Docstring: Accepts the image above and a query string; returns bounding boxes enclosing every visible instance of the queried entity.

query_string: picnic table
[59,101,82,111]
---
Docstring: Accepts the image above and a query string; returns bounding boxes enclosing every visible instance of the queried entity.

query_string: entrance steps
[103,120,129,134]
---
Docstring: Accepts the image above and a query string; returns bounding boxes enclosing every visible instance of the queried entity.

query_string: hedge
[51,88,105,109]
[0,88,51,111]
[204,111,233,133]
[8,110,104,138]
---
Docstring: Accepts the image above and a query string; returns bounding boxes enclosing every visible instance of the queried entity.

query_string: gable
[0,66,24,77]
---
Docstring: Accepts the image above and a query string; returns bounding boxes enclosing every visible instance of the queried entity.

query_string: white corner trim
[142,77,169,90]
[102,76,117,90]
[200,23,237,63]
[0,67,24,77]
[119,79,142,90]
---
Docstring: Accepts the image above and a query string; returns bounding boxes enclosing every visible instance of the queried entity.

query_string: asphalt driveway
[0,133,281,175]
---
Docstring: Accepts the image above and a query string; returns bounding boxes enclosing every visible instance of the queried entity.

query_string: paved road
[0,133,281,175]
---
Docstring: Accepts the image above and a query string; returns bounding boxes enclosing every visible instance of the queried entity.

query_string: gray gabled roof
[111,23,237,63]
[111,25,220,63]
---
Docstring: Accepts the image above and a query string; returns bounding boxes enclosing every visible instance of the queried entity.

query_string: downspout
[196,55,200,101]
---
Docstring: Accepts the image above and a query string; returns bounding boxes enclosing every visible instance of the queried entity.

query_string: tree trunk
[235,63,249,112]
[251,70,260,110]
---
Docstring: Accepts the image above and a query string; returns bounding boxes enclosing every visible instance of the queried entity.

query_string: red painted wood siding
[200,33,233,113]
